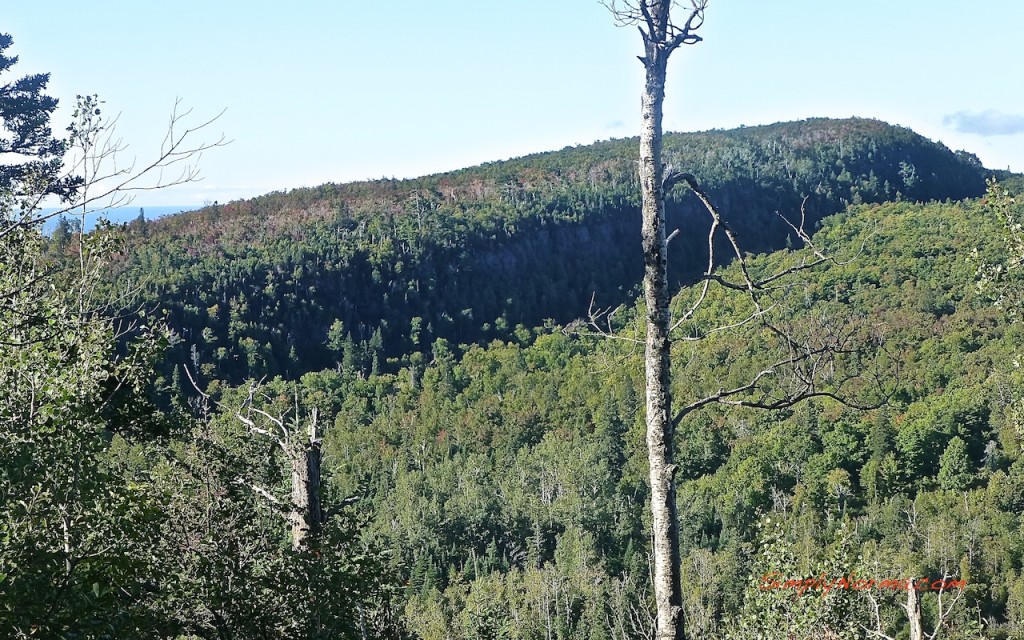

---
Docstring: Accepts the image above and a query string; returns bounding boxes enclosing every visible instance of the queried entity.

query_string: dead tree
[908,581,924,640]
[234,387,359,550]
[860,517,969,640]
[862,576,967,640]
[288,409,324,549]
[598,3,709,638]
[186,370,357,551]
[597,3,891,638]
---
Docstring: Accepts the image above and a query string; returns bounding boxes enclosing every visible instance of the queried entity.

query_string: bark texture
[639,5,682,639]
[906,578,923,640]
[290,420,323,550]
[605,2,705,637]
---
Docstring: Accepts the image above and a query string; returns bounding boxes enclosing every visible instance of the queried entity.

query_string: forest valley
[5,25,1024,640]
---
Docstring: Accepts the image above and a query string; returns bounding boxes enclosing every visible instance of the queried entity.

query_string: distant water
[38,205,200,234]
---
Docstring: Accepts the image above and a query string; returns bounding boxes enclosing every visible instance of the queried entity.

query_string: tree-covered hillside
[243,189,1022,639]
[113,118,986,387]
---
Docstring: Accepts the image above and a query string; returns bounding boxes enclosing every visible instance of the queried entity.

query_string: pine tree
[326,319,346,357]
[368,326,384,376]
[0,33,79,201]
[341,332,357,374]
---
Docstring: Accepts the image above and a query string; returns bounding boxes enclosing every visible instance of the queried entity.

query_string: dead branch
[2,97,229,239]
[584,292,644,345]
[321,495,361,522]
[660,171,894,426]
[926,573,967,640]
[862,591,897,640]
[601,0,708,54]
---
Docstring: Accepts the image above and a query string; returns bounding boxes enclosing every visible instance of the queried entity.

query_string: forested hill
[115,117,988,386]
[308,187,1024,639]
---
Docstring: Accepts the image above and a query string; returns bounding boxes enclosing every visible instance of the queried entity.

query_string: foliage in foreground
[0,214,396,638]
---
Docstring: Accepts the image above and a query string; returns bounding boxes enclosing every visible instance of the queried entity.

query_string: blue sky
[4,1,1023,206]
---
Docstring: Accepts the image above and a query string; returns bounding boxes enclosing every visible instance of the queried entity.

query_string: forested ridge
[109,118,987,387]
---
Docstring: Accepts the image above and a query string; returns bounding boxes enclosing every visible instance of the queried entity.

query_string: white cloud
[943,110,1024,136]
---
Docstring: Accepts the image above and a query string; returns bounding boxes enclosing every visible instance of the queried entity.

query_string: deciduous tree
[0,31,228,637]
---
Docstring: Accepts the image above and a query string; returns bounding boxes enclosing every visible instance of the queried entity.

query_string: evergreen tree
[0,33,78,202]
[341,331,357,374]
[327,319,347,357]
[938,436,973,491]
[369,326,384,376]
[868,409,895,462]
[49,215,74,252]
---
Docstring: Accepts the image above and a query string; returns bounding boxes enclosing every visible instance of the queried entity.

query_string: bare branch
[602,0,708,56]
[181,362,210,400]
[926,573,967,640]
[234,401,290,454]
[586,294,644,344]
[668,172,825,335]
[232,478,293,522]
[234,478,281,506]
[600,0,646,27]
[861,591,897,640]
[321,495,361,522]
[672,298,778,339]
[666,1,707,52]
[1,97,229,239]
[671,308,895,427]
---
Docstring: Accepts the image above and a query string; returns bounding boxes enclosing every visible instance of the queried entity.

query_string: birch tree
[598,3,709,637]
[599,3,889,638]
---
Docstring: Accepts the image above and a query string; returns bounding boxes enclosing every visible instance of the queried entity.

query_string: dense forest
[108,118,987,387]
[6,26,1024,640]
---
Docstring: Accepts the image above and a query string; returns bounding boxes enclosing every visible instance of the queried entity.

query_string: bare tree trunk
[602,3,706,638]
[290,417,323,550]
[604,5,888,639]
[906,578,923,640]
[640,42,684,640]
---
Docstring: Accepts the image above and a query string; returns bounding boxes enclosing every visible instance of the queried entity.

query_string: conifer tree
[0,33,79,204]
[938,436,972,491]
